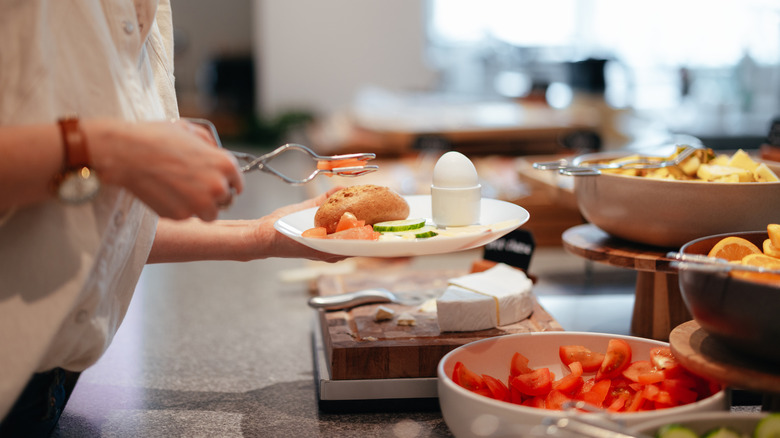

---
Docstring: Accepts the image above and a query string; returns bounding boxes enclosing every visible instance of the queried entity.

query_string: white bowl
[631,412,769,436]
[437,332,727,438]
[570,151,780,248]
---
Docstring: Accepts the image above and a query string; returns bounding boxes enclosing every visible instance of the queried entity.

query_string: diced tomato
[452,361,484,392]
[707,379,723,397]
[559,345,605,373]
[650,347,682,377]
[326,225,380,240]
[622,360,665,384]
[622,360,652,382]
[334,212,364,232]
[522,396,546,409]
[596,339,632,381]
[653,400,675,410]
[482,374,509,402]
[580,378,611,408]
[579,377,596,394]
[625,390,644,412]
[511,368,552,397]
[606,391,631,412]
[662,379,698,405]
[545,389,571,410]
[510,352,533,376]
[472,387,493,398]
[452,361,462,386]
[552,361,583,395]
[642,383,675,406]
[301,227,327,238]
[568,361,583,377]
[602,377,632,409]
[317,158,369,172]
[509,385,524,404]
[638,370,666,385]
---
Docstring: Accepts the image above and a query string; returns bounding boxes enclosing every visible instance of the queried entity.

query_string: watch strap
[58,116,90,169]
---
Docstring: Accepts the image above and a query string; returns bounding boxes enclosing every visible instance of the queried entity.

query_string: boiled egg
[431,151,481,227]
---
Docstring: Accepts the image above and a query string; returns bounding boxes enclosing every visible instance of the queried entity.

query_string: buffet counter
[56,148,763,437]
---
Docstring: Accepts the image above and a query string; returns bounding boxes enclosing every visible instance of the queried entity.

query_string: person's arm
[0,124,67,210]
[0,118,243,221]
[148,187,345,263]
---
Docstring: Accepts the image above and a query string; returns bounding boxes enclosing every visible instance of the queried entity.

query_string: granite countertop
[58,160,458,437]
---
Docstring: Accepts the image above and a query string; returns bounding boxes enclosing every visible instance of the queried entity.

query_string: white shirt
[0,0,177,420]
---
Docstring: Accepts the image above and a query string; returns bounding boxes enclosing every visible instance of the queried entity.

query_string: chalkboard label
[483,228,535,271]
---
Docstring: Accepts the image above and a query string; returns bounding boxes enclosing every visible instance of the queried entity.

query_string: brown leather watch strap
[58,116,90,169]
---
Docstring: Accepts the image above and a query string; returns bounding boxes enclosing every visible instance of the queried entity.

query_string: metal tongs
[185,118,378,185]
[231,145,377,185]
[534,145,699,176]
[668,251,780,276]
[490,402,649,437]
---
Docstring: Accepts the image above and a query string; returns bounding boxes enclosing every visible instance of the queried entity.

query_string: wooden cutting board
[316,268,563,380]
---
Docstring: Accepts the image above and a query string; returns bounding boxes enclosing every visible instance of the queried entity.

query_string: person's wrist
[51,116,102,204]
[249,217,279,260]
[81,118,126,186]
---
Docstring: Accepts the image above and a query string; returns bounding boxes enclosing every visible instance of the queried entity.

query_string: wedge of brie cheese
[437,263,534,332]
[436,285,497,332]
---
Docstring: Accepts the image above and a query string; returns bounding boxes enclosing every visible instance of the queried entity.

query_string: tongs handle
[182,117,377,185]
[236,144,378,184]
[667,251,780,275]
[533,146,700,177]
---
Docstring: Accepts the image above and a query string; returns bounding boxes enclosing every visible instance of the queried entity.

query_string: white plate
[274,195,529,257]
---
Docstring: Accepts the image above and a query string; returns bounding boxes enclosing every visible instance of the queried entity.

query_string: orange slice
[707,236,762,262]
[763,239,780,259]
[769,224,780,248]
[732,253,780,285]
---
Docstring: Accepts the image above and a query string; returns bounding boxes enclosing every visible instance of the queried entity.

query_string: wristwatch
[52,116,101,203]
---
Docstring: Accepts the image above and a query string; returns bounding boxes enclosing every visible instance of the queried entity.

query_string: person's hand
[149,187,352,264]
[256,187,348,263]
[89,118,244,221]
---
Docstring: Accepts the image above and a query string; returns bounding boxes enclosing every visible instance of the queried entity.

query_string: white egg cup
[431,184,482,227]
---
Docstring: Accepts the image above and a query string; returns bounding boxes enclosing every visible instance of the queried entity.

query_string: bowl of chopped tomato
[437,332,726,438]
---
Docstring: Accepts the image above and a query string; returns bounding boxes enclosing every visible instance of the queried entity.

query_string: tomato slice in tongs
[184,117,377,185]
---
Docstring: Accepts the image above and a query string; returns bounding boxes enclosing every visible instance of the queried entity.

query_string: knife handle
[307,289,395,310]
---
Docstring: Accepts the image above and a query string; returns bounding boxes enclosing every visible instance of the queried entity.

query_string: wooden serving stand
[315,268,563,381]
[670,320,780,411]
[562,224,691,341]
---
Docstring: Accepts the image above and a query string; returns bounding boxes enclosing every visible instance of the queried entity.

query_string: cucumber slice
[373,218,426,232]
[656,424,699,438]
[702,427,743,438]
[755,413,780,438]
[414,230,438,239]
[376,225,438,240]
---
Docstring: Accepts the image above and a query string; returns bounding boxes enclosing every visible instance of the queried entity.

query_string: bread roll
[314,185,409,234]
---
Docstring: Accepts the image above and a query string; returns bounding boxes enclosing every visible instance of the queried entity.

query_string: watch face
[58,167,100,203]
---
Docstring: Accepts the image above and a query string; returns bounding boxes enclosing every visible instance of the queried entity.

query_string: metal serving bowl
[567,151,780,248]
[678,230,780,364]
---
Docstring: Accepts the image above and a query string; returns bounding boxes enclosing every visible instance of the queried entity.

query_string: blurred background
[172,0,780,154]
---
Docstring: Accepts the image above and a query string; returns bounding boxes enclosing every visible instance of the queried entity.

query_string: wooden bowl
[679,231,780,364]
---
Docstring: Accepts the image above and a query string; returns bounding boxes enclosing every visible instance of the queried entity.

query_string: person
[0,1,344,436]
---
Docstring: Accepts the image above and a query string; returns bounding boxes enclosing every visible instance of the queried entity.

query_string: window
[427,0,780,114]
